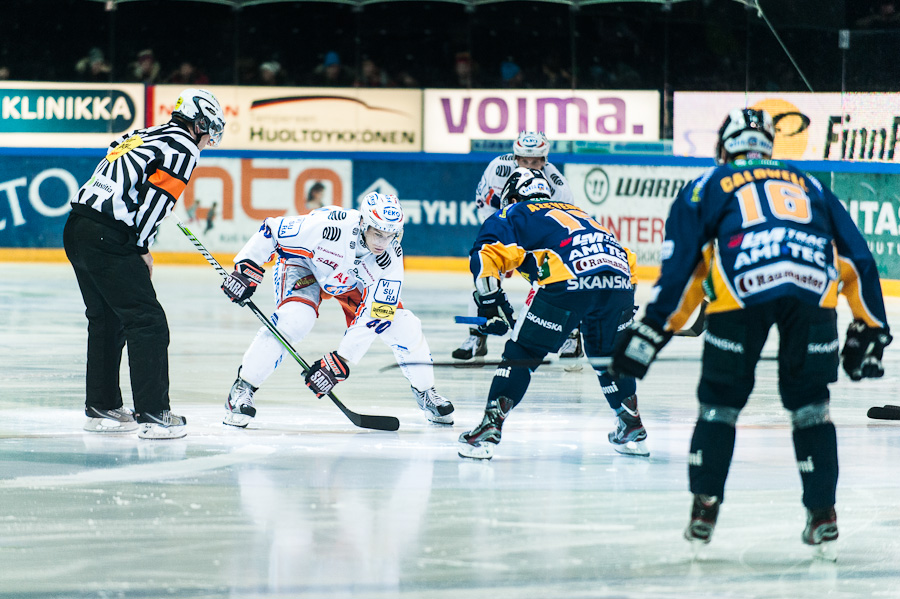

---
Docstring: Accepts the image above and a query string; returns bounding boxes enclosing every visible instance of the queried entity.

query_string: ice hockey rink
[3,259,900,599]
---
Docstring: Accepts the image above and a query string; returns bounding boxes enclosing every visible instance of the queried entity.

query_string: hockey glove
[841,320,892,381]
[610,318,672,380]
[474,289,515,336]
[305,351,350,398]
[222,259,265,304]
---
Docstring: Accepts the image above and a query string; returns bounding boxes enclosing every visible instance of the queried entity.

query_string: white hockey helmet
[513,131,550,158]
[172,88,226,147]
[499,167,551,210]
[715,108,774,164]
[359,192,404,235]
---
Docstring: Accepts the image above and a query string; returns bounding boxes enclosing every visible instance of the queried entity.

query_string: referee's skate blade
[458,441,495,460]
[610,439,650,457]
[83,417,139,433]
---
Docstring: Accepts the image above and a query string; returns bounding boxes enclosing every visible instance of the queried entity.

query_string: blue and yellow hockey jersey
[470,199,636,288]
[644,158,887,333]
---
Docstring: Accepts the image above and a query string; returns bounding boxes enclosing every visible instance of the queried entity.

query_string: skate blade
[687,537,710,560]
[223,413,252,428]
[83,418,139,433]
[812,540,838,562]
[452,358,486,369]
[425,412,454,425]
[137,423,186,440]
[458,441,494,460]
[611,439,650,457]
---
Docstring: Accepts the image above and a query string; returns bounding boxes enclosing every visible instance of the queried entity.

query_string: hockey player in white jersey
[453,131,584,365]
[220,192,454,427]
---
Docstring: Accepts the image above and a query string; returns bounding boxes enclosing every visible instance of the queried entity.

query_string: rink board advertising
[674,92,900,163]
[5,152,900,280]
[0,82,144,147]
[424,89,661,153]
[152,85,423,153]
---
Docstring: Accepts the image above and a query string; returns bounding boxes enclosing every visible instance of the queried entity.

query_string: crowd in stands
[1,0,897,93]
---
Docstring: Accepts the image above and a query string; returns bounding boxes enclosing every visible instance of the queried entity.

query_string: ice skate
[83,406,139,433]
[608,395,649,456]
[412,386,454,424]
[458,396,513,460]
[559,328,584,372]
[684,494,720,555]
[224,374,258,428]
[802,507,838,561]
[452,329,487,361]
[136,410,186,440]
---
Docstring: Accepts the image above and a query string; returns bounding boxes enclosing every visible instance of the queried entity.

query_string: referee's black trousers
[63,211,170,416]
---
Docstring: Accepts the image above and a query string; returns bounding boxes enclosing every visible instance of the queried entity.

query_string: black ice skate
[558,328,584,371]
[608,395,649,456]
[83,406,138,433]
[136,410,187,440]
[802,506,838,561]
[225,373,257,428]
[452,328,488,361]
[684,494,720,551]
[458,396,514,460]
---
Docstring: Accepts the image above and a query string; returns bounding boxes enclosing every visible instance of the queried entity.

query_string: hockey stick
[172,216,400,432]
[458,299,709,337]
[380,356,609,373]
[867,405,900,420]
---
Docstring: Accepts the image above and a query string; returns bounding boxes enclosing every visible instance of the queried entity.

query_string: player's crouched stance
[610,108,892,561]
[457,168,647,460]
[221,193,453,427]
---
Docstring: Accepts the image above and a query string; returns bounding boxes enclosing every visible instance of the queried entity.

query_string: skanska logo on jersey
[567,275,632,291]
[525,311,563,332]
[1,89,136,133]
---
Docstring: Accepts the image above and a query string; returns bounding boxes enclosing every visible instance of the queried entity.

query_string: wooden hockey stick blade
[173,216,399,432]
[867,405,900,420]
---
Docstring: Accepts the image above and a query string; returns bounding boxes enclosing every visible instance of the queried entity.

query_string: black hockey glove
[610,318,672,380]
[305,351,350,398]
[474,289,515,336]
[841,320,892,381]
[222,259,265,304]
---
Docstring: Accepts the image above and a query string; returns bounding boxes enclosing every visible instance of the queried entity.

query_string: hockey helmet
[513,131,550,159]
[172,88,226,147]
[499,167,551,210]
[715,108,774,164]
[359,192,404,236]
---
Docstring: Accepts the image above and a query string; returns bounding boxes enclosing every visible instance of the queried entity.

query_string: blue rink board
[2,148,899,253]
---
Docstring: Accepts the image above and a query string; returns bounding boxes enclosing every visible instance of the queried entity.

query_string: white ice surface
[2,262,900,599]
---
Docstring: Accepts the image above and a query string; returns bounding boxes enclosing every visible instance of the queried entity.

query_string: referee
[63,88,225,439]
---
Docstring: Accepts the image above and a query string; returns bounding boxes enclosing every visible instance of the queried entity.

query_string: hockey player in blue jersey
[610,108,892,559]
[457,167,647,460]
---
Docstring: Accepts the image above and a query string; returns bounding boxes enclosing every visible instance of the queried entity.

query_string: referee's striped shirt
[71,121,201,250]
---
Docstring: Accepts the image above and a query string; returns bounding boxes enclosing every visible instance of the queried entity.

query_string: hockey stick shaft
[172,216,399,432]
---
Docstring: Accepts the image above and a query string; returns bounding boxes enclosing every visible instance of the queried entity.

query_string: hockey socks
[792,422,838,509]
[688,420,736,500]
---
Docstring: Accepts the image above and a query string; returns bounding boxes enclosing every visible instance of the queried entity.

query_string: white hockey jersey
[474,153,573,222]
[234,206,405,363]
